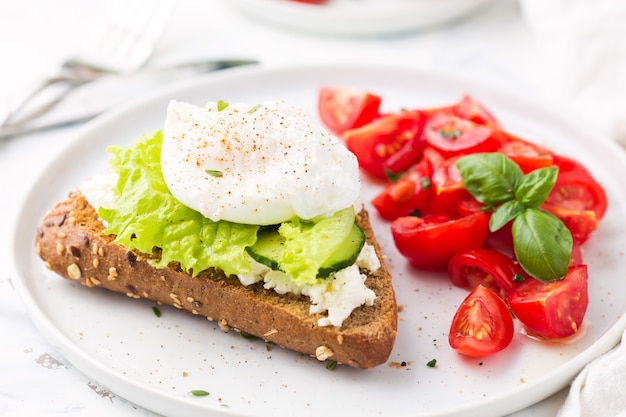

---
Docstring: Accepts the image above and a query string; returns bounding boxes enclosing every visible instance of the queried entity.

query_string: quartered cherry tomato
[497,132,554,174]
[551,155,608,220]
[318,86,381,135]
[391,212,489,270]
[506,265,589,339]
[343,110,424,179]
[448,248,521,298]
[542,154,608,244]
[424,113,499,158]
[431,155,472,217]
[453,95,499,126]
[371,158,434,220]
[449,285,514,357]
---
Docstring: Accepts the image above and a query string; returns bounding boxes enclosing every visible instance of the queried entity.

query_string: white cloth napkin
[557,330,626,417]
[519,0,626,145]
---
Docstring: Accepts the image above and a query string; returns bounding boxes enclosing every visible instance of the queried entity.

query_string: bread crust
[35,192,397,369]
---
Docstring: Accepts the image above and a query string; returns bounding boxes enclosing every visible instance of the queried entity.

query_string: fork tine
[71,0,176,73]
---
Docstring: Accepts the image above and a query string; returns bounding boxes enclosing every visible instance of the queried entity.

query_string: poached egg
[161,99,361,225]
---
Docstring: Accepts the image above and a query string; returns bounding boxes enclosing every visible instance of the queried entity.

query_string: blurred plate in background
[228,0,496,36]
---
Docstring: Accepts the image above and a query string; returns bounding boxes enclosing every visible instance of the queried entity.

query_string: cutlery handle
[2,75,88,127]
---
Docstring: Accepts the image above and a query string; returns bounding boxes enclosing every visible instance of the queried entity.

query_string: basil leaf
[512,208,572,281]
[515,167,558,208]
[456,153,523,204]
[490,200,525,231]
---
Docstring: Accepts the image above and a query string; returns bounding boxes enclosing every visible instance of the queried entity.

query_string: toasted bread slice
[35,192,398,369]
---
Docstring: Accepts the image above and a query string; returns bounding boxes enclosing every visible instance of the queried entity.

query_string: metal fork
[2,0,176,127]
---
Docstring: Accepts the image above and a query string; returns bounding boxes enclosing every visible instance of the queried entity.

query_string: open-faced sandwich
[35,99,398,369]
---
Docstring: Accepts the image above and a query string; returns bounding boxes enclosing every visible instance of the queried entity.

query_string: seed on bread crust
[107,267,118,281]
[67,263,81,280]
[218,319,229,331]
[315,345,334,361]
[263,329,278,337]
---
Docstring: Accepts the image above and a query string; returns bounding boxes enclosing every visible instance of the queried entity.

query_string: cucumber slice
[245,221,365,278]
[317,222,365,278]
[245,227,285,271]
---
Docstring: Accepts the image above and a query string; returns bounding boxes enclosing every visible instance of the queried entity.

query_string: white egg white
[161,99,361,225]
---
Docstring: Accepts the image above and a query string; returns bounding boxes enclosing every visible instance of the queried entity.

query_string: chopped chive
[384,169,404,183]
[248,104,263,114]
[217,100,229,111]
[426,358,437,368]
[326,360,338,370]
[205,169,224,177]
[152,306,161,317]
[188,390,210,397]
[513,273,526,283]
[438,128,462,139]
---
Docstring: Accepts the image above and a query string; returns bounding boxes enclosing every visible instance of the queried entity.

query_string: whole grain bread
[35,192,398,369]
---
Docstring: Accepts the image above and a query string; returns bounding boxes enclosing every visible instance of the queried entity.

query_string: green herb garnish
[217,100,229,111]
[426,358,437,368]
[513,273,526,283]
[248,103,263,114]
[384,169,405,183]
[152,306,161,317]
[326,361,338,370]
[456,153,572,281]
[188,390,210,397]
[205,169,224,177]
[438,128,462,139]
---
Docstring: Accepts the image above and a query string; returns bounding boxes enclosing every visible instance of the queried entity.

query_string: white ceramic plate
[12,65,626,417]
[228,0,495,36]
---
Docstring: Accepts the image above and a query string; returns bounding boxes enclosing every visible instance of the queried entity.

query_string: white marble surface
[0,0,613,415]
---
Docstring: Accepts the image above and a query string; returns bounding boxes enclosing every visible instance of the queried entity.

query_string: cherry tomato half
[431,155,472,217]
[551,155,608,220]
[448,248,521,298]
[391,212,489,270]
[541,155,608,244]
[318,87,381,135]
[371,158,434,220]
[343,110,424,179]
[449,285,514,357]
[497,132,554,174]
[506,265,589,339]
[424,113,499,158]
[453,95,499,126]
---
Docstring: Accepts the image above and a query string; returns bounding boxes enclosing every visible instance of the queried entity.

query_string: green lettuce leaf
[98,131,259,277]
